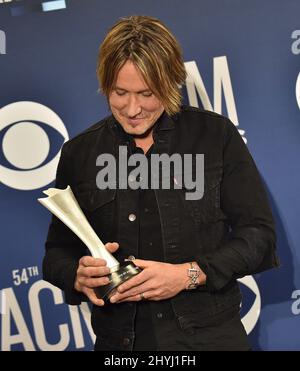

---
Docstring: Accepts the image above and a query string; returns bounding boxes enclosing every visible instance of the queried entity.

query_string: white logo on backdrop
[0,101,69,190]
[0,290,6,315]
[238,275,261,334]
[185,56,247,143]
[296,72,300,110]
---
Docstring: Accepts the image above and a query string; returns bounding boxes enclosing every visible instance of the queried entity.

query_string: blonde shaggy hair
[97,15,187,115]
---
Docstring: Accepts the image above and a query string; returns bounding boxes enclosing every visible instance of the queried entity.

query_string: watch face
[188,268,200,278]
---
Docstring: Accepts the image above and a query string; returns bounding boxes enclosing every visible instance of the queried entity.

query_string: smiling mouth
[127,118,145,125]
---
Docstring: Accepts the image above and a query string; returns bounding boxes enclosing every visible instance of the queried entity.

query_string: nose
[126,94,142,118]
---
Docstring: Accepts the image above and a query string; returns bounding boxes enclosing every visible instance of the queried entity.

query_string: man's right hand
[74,242,119,306]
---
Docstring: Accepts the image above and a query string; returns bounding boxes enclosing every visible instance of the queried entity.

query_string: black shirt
[131,145,175,350]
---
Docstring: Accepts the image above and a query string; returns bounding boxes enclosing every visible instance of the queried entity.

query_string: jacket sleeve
[42,144,88,305]
[196,120,279,292]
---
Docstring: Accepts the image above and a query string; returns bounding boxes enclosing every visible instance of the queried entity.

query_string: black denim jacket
[43,106,279,350]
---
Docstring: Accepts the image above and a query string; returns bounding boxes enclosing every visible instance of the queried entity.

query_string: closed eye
[140,92,153,97]
[115,89,126,96]
[114,88,153,97]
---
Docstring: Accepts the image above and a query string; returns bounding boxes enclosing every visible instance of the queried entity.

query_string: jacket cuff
[62,261,88,305]
[196,255,233,293]
[196,256,216,292]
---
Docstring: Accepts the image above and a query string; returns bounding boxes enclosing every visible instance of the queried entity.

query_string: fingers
[112,289,159,303]
[77,255,112,291]
[79,240,119,267]
[117,268,149,293]
[112,260,158,296]
[77,263,111,288]
[79,256,107,268]
[110,280,153,303]
[82,287,105,307]
[82,265,110,278]
[119,281,150,299]
[77,275,110,288]
[76,242,119,306]
[114,293,142,303]
[131,259,155,269]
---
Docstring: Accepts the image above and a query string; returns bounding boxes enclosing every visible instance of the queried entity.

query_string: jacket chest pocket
[73,181,117,241]
[183,167,225,227]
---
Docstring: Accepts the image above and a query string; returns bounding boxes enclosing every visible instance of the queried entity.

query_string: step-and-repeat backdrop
[0,0,300,351]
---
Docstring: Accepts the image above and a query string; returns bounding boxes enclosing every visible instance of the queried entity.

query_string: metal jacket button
[128,214,136,222]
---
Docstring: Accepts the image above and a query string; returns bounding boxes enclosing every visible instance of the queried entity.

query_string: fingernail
[110,296,116,303]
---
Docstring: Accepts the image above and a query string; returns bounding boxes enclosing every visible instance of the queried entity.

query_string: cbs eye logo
[0,101,69,190]
[238,275,261,334]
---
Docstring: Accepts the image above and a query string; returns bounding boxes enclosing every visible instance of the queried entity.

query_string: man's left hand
[109,260,206,303]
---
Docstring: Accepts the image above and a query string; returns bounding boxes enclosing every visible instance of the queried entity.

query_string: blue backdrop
[1,0,300,351]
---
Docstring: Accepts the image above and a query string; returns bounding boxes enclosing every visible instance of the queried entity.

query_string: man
[43,15,279,351]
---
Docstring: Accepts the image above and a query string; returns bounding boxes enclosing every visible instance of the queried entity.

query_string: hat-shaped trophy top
[38,186,119,271]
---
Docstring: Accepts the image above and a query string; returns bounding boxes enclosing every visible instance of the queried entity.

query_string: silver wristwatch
[186,262,201,290]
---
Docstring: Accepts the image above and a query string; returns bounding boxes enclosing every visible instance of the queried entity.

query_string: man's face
[109,60,164,137]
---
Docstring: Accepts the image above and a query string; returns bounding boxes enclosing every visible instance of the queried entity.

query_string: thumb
[105,242,119,253]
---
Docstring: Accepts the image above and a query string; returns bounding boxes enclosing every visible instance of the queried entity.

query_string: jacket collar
[108,110,176,137]
[154,111,176,132]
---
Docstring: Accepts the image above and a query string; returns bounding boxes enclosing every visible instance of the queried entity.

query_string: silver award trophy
[38,186,141,301]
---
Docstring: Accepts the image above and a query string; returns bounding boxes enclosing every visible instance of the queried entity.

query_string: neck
[134,132,154,154]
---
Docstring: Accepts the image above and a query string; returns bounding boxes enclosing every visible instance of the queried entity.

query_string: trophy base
[94,261,142,302]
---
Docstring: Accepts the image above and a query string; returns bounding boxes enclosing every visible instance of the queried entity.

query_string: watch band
[186,262,201,290]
